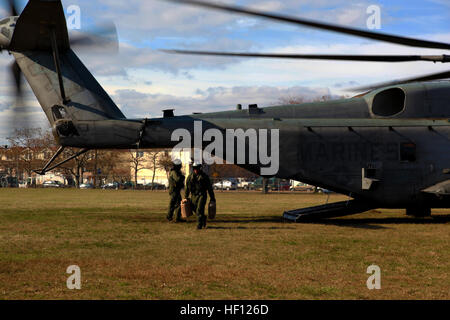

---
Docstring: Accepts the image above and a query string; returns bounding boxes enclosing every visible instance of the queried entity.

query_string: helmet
[192,161,202,169]
[172,159,182,166]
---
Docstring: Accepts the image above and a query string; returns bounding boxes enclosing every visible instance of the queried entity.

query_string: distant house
[131,149,192,187]
[0,146,67,186]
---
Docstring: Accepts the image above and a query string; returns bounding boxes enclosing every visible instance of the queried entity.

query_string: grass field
[0,189,448,300]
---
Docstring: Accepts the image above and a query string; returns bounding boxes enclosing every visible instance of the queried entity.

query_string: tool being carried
[208,200,216,220]
[181,199,193,219]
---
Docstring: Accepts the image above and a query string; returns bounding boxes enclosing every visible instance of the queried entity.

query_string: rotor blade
[7,0,18,16]
[349,70,450,91]
[70,22,119,54]
[164,0,450,50]
[162,50,450,63]
[8,60,34,133]
[10,61,22,98]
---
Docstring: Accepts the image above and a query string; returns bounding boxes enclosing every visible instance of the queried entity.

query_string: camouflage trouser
[167,192,182,221]
[191,194,207,229]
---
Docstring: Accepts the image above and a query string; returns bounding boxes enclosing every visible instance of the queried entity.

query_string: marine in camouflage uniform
[166,159,185,222]
[185,162,215,229]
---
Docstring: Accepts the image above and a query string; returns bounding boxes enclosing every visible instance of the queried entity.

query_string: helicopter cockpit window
[371,88,405,117]
[400,142,416,162]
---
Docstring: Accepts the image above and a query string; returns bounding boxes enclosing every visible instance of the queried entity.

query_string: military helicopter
[1,0,449,220]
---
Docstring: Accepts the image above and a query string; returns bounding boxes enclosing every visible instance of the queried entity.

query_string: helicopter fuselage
[56,81,450,209]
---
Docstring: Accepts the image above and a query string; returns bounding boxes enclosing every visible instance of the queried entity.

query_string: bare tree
[157,152,173,181]
[129,150,146,186]
[59,148,92,188]
[2,129,134,188]
[94,150,130,185]
[279,94,346,106]
[147,150,161,189]
[278,96,307,105]
[6,128,46,181]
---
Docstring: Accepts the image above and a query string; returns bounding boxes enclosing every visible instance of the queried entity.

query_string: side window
[400,143,416,162]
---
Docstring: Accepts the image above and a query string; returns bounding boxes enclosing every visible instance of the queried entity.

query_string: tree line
[0,128,173,188]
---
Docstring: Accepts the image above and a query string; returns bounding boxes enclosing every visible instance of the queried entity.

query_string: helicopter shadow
[212,214,450,230]
[299,215,450,229]
[209,216,296,230]
[206,225,295,230]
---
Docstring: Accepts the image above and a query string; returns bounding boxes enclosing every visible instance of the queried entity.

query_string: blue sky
[0,0,449,142]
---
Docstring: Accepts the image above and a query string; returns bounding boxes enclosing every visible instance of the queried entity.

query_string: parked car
[250,177,290,191]
[145,182,166,190]
[121,181,135,189]
[290,182,315,192]
[237,180,253,190]
[101,182,120,190]
[79,183,94,189]
[213,180,237,190]
[43,180,64,188]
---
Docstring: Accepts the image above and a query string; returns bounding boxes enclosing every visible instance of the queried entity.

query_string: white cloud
[111,85,333,118]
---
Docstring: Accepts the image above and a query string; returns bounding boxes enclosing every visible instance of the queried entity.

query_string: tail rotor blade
[10,61,22,98]
[7,0,18,16]
[70,22,119,54]
[8,60,33,132]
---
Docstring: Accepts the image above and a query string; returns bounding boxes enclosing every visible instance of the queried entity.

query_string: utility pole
[262,177,268,194]
[94,149,98,188]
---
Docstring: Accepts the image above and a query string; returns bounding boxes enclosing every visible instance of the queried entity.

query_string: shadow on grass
[214,216,283,223]
[206,215,296,230]
[214,214,450,230]
[206,225,295,230]
[300,215,450,229]
[104,215,165,223]
[99,212,450,231]
[306,221,388,230]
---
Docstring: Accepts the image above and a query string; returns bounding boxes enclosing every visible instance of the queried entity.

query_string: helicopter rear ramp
[283,200,376,222]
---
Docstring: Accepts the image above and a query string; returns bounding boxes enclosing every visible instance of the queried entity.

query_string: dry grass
[0,189,448,300]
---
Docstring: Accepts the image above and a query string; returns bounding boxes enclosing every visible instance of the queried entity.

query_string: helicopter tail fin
[10,0,125,129]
